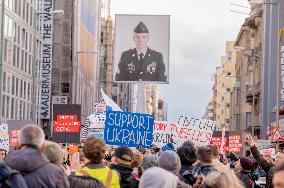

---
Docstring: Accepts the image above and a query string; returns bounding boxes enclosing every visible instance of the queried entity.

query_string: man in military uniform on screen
[115,21,167,82]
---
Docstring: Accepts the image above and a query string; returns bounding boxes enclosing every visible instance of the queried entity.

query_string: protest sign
[104,111,154,148]
[212,131,243,156]
[0,124,9,151]
[52,104,81,143]
[256,139,272,150]
[88,113,105,139]
[177,116,215,146]
[7,120,33,149]
[152,121,179,147]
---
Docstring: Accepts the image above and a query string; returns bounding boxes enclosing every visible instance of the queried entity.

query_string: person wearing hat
[235,156,255,188]
[115,21,167,82]
[160,143,176,153]
[110,146,134,188]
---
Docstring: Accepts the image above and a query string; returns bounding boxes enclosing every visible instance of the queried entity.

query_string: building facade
[50,0,101,127]
[0,0,42,124]
[99,0,115,100]
[213,41,237,131]
[231,4,262,137]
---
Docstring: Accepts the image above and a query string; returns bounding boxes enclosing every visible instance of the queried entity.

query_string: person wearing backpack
[70,136,120,188]
[0,161,28,188]
[4,124,69,188]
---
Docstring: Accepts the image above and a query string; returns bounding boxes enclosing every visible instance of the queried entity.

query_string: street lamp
[31,9,64,125]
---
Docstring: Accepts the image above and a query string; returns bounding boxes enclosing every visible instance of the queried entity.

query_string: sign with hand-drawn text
[0,124,9,151]
[104,111,154,148]
[152,121,179,147]
[177,116,215,146]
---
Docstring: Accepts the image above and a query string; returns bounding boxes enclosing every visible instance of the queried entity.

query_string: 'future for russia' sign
[104,111,154,148]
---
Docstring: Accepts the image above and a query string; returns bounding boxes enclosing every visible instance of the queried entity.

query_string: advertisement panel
[40,0,54,119]
[52,104,81,143]
[113,14,170,83]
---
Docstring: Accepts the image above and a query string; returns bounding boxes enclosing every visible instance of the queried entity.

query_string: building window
[246,112,252,128]
[20,79,23,98]
[6,96,10,118]
[2,96,6,117]
[3,72,6,92]
[226,72,232,76]
[236,114,240,130]
[7,76,10,94]
[16,78,19,96]
[226,88,231,92]
[12,76,15,95]
[11,98,14,119]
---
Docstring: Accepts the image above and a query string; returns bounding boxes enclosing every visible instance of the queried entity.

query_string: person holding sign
[246,135,284,188]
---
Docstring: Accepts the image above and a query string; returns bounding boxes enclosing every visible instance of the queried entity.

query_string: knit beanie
[177,146,197,165]
[142,154,159,170]
[43,141,63,166]
[161,143,176,152]
[140,167,178,188]
[159,150,181,175]
[239,157,253,171]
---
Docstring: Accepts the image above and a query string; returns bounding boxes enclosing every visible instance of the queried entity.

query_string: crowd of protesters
[1,124,284,188]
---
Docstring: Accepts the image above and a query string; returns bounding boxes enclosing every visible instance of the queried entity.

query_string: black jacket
[110,163,133,188]
[0,162,28,188]
[237,171,252,188]
[5,147,69,188]
[198,164,217,176]
[115,48,167,82]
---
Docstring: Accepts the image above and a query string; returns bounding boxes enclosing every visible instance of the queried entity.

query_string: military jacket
[115,48,167,82]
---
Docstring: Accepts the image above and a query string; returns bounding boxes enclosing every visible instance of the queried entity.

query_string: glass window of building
[11,98,14,119]
[15,99,18,119]
[16,78,19,97]
[2,96,6,117]
[12,76,15,95]
[16,47,20,68]
[6,96,10,118]
[23,81,26,100]
[20,79,23,98]
[2,72,6,92]
[7,76,10,94]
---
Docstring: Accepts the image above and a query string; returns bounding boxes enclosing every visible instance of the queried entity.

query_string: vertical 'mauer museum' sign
[41,0,53,119]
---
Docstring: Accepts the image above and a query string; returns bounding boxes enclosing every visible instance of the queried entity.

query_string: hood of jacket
[110,163,133,187]
[5,147,49,174]
[0,162,19,181]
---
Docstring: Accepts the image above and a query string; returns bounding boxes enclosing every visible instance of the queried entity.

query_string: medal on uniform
[147,62,157,74]
[128,62,136,74]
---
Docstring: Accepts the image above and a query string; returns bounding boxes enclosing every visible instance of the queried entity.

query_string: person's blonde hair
[204,171,243,188]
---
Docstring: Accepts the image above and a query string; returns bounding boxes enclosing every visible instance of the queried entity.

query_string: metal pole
[276,3,280,130]
[252,49,255,137]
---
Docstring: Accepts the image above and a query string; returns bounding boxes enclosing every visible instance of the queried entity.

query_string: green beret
[134,21,149,33]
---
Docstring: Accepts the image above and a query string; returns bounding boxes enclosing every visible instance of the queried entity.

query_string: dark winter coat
[179,164,194,177]
[236,171,252,188]
[0,162,28,188]
[198,164,217,176]
[110,163,133,188]
[5,147,69,188]
[250,145,274,188]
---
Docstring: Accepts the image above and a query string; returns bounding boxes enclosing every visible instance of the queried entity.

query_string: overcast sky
[111,0,250,121]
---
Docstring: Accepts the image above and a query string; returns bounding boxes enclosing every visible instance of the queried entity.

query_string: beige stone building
[213,41,237,131]
[231,4,263,137]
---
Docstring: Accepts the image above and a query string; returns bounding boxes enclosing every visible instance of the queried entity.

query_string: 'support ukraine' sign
[40,0,53,119]
[177,116,215,146]
[104,111,154,148]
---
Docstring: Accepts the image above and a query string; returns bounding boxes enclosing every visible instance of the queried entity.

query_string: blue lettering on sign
[104,111,154,148]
